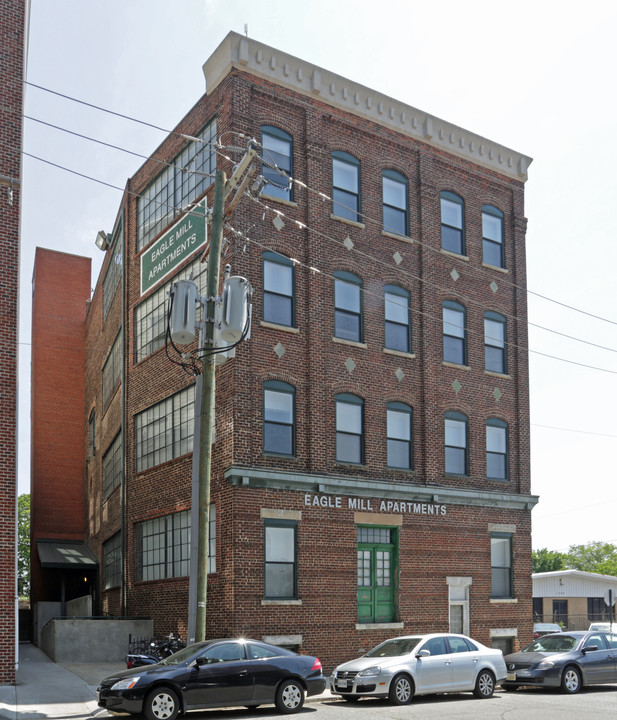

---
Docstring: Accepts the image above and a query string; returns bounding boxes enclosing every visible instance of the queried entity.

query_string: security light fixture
[95,230,112,251]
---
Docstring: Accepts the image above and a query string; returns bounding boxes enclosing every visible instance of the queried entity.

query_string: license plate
[506,672,516,681]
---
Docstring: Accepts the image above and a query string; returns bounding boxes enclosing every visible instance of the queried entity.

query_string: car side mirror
[416,649,430,658]
[582,645,598,653]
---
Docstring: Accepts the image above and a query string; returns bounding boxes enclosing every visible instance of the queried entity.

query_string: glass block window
[135,384,195,473]
[261,126,293,201]
[334,271,362,343]
[336,393,364,464]
[263,380,295,456]
[387,402,413,469]
[445,411,468,475]
[482,204,504,268]
[486,418,508,480]
[485,311,506,374]
[491,533,513,598]
[443,300,466,365]
[382,170,408,236]
[103,215,124,320]
[264,519,297,599]
[441,191,465,255]
[137,120,217,251]
[103,532,122,590]
[385,285,411,353]
[102,331,123,408]
[135,509,190,582]
[134,256,207,363]
[102,432,122,499]
[263,251,294,327]
[332,151,360,222]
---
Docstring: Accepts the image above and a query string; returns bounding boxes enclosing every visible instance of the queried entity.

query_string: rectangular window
[102,432,123,499]
[482,205,504,268]
[485,314,506,374]
[443,303,466,365]
[588,597,605,622]
[261,126,292,201]
[387,403,412,469]
[102,331,123,409]
[135,257,207,363]
[334,273,362,342]
[491,533,513,598]
[336,394,363,464]
[88,409,96,458]
[385,287,411,353]
[135,509,190,582]
[332,152,360,222]
[357,526,395,623]
[103,217,124,320]
[137,120,217,251]
[103,532,122,590]
[263,381,295,456]
[553,599,567,626]
[445,413,468,475]
[441,191,464,255]
[382,171,407,236]
[135,385,195,472]
[486,421,508,480]
[264,519,297,599]
[263,252,294,327]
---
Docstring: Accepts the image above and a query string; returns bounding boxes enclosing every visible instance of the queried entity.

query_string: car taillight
[311,658,322,672]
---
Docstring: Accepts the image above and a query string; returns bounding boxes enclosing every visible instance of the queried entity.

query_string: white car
[331,633,506,705]
[588,622,617,632]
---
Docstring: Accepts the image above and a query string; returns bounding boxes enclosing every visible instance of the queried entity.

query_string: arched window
[484,311,506,374]
[387,402,413,469]
[382,169,408,236]
[336,393,364,464]
[443,300,466,365]
[445,411,468,476]
[261,125,293,201]
[263,380,295,456]
[482,204,504,268]
[486,418,508,480]
[332,151,360,222]
[263,251,294,327]
[334,271,363,343]
[385,285,411,353]
[440,191,465,255]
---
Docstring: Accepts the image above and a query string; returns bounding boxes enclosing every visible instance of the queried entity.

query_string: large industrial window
[443,300,466,365]
[103,532,122,590]
[261,125,293,201]
[336,393,364,464]
[135,384,195,472]
[486,419,508,480]
[482,204,504,268]
[263,380,295,456]
[445,411,468,476]
[263,251,294,327]
[134,257,207,363]
[137,119,217,251]
[102,432,122,499]
[491,533,513,598]
[332,151,360,222]
[102,331,123,409]
[88,409,96,458]
[382,170,408,236]
[135,509,190,582]
[264,519,297,599]
[334,271,362,343]
[485,311,506,374]
[387,402,413,469]
[103,215,124,320]
[441,191,465,255]
[385,285,411,353]
[357,526,396,623]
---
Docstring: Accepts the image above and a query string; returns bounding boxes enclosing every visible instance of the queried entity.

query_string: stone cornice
[225,466,539,511]
[204,31,532,183]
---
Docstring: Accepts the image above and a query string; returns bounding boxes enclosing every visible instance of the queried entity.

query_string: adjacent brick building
[33,32,538,669]
[0,0,28,685]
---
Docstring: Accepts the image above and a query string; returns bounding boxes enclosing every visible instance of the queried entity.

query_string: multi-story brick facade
[35,32,538,670]
[0,0,27,685]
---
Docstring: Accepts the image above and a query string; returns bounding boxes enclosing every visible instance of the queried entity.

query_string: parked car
[502,630,617,693]
[588,622,617,632]
[533,622,562,638]
[330,633,506,705]
[97,638,326,719]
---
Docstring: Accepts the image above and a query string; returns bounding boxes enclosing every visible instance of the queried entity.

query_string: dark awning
[36,539,98,569]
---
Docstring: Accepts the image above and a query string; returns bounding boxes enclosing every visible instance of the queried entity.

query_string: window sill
[356,622,404,631]
[490,598,518,604]
[383,348,415,359]
[330,213,366,230]
[260,193,298,208]
[332,337,368,349]
[262,599,302,606]
[482,262,509,274]
[440,248,469,261]
[484,369,511,379]
[442,361,471,370]
[260,320,299,334]
[381,230,413,244]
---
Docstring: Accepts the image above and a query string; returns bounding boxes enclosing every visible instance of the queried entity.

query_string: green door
[357,529,395,622]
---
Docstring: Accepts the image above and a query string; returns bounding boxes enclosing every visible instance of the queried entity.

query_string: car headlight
[111,676,140,690]
[357,666,381,677]
[537,660,555,669]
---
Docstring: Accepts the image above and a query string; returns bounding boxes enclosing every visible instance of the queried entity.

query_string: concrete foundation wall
[40,618,154,662]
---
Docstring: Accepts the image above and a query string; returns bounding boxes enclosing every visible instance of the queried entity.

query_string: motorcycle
[126,632,185,669]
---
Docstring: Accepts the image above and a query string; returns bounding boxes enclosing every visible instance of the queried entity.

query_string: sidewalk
[0,643,333,720]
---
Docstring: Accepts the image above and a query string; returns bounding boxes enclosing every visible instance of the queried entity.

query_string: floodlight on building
[95,230,112,251]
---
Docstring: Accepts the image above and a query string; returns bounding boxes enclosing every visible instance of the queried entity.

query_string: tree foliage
[532,547,567,573]
[18,493,30,597]
[566,541,617,576]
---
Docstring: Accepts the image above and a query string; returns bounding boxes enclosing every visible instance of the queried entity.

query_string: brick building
[33,32,538,668]
[0,0,28,684]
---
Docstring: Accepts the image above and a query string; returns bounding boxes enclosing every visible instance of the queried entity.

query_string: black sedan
[97,638,326,719]
[502,630,617,693]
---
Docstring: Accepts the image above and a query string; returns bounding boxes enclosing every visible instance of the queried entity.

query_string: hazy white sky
[20,0,617,552]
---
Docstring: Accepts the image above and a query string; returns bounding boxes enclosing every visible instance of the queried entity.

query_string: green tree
[532,547,567,573]
[566,541,617,576]
[18,493,30,597]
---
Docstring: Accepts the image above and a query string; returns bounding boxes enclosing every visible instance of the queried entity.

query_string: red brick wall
[0,0,25,685]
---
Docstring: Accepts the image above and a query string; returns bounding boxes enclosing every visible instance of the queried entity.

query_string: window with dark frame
[263,251,294,327]
[332,151,360,222]
[440,191,465,255]
[102,532,122,590]
[485,311,506,374]
[336,393,364,464]
[88,408,96,458]
[491,533,513,598]
[264,519,297,599]
[443,300,466,365]
[382,170,408,236]
[134,509,190,582]
[387,402,413,469]
[261,126,293,201]
[102,432,123,499]
[263,380,295,456]
[357,526,396,623]
[445,411,468,475]
[103,215,124,320]
[334,271,362,343]
[486,418,508,480]
[482,204,504,268]
[102,331,123,409]
[385,285,411,353]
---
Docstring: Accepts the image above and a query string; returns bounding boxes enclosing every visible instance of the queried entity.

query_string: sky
[19,0,617,553]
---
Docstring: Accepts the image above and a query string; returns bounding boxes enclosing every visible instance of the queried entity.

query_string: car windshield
[365,638,421,657]
[521,635,579,653]
[159,642,209,666]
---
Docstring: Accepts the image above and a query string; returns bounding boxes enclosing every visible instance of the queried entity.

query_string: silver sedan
[331,633,506,705]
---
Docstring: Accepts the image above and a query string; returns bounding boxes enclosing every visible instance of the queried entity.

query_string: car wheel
[561,666,582,694]
[388,674,414,705]
[473,670,495,699]
[144,687,180,720]
[275,679,305,713]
